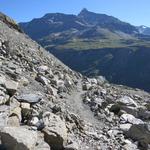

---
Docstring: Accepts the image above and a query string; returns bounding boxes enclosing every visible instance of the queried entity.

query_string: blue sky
[0,0,150,26]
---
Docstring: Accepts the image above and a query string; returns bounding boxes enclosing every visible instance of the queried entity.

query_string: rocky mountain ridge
[20,9,140,42]
[0,12,150,150]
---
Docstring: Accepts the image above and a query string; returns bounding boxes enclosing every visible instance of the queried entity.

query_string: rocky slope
[19,9,150,91]
[0,12,150,150]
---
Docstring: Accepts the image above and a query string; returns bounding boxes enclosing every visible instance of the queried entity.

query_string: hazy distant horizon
[0,0,150,27]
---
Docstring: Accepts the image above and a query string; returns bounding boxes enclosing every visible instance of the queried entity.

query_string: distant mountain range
[20,9,150,91]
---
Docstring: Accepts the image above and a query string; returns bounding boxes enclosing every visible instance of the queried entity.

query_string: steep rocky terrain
[19,9,150,91]
[0,12,150,150]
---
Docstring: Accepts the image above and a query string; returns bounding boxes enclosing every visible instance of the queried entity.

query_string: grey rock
[64,79,72,88]
[107,129,120,138]
[0,105,9,128]
[82,82,91,91]
[0,74,6,85]
[7,62,18,70]
[30,117,39,126]
[96,76,106,85]
[117,96,138,107]
[37,65,48,73]
[123,139,138,150]
[138,108,150,120]
[120,114,144,125]
[21,77,29,86]
[0,95,9,105]
[64,142,79,150]
[119,123,132,132]
[21,102,32,123]
[126,124,150,146]
[15,68,22,75]
[4,80,18,96]
[16,93,42,103]
[121,106,138,117]
[42,112,67,149]
[89,78,98,85]
[9,107,22,121]
[0,127,37,150]
[36,75,49,85]
[36,141,51,150]
[7,116,20,127]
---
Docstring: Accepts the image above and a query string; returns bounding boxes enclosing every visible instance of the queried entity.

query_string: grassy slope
[43,38,150,51]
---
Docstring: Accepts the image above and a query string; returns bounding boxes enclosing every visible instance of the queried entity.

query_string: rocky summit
[0,12,150,150]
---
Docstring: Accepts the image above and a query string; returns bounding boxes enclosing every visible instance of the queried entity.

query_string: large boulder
[4,80,19,96]
[110,96,139,115]
[119,123,132,132]
[120,114,144,125]
[16,93,42,104]
[121,106,138,117]
[117,96,138,107]
[7,107,22,127]
[126,124,150,149]
[138,107,150,120]
[0,127,37,150]
[42,112,68,150]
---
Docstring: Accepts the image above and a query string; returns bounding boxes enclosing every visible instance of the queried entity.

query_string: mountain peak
[78,8,90,16]
[81,8,89,12]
